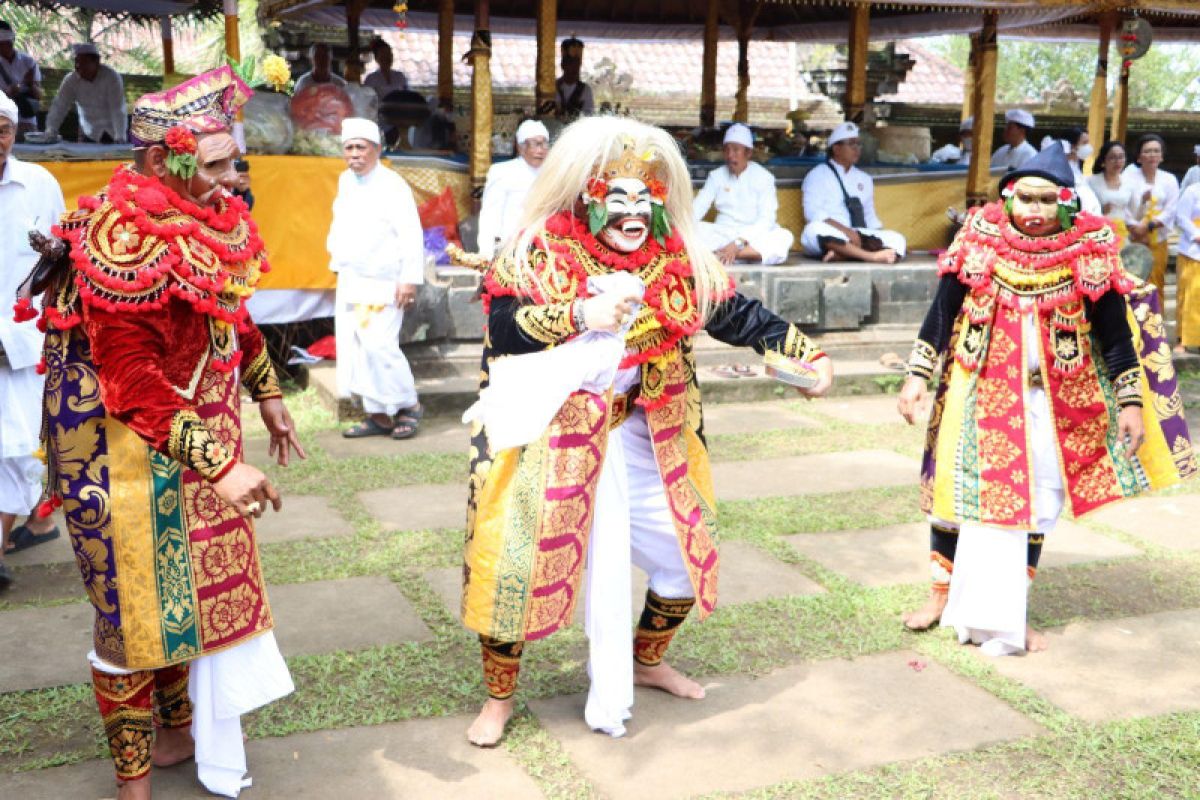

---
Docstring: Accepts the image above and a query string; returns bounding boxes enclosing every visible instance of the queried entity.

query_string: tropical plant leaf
[651,203,670,245]
[587,200,608,236]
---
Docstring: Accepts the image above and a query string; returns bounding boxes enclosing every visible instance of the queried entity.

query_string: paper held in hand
[763,350,819,389]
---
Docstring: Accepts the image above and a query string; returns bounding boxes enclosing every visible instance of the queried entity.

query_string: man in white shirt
[990,109,1037,172]
[555,37,594,118]
[328,118,426,440]
[694,123,794,265]
[930,116,972,164]
[44,43,126,143]
[362,37,408,100]
[0,95,65,590]
[294,43,347,97]
[800,121,906,264]
[0,22,42,134]
[1180,145,1200,195]
[477,119,549,258]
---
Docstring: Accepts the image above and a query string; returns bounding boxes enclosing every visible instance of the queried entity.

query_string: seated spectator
[44,43,126,143]
[294,43,346,96]
[930,116,972,164]
[990,109,1036,172]
[0,21,43,135]
[477,119,548,257]
[363,37,408,100]
[694,123,794,265]
[800,121,906,264]
[233,158,254,210]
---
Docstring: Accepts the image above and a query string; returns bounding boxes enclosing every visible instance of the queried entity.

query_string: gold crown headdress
[598,143,667,186]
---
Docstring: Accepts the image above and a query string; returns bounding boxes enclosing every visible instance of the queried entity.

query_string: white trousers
[584,409,692,737]
[698,221,794,265]
[0,455,42,516]
[333,289,418,416]
[800,220,908,259]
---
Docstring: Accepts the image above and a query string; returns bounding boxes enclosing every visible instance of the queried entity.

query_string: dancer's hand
[897,376,929,424]
[260,397,307,467]
[797,355,834,399]
[1117,405,1145,456]
[582,291,642,333]
[213,463,281,518]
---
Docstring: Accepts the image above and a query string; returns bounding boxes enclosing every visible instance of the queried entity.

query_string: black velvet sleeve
[906,273,967,379]
[1086,290,1143,407]
[704,291,820,359]
[487,295,580,357]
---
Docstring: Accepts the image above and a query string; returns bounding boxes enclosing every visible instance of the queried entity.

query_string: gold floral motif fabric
[168,410,233,481]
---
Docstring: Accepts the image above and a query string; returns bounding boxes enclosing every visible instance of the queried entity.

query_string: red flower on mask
[645,179,667,202]
[165,125,197,156]
[585,177,608,199]
[1058,187,1075,204]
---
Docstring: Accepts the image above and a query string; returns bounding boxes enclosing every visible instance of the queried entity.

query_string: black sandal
[6,525,60,553]
[391,405,424,440]
[342,417,396,438]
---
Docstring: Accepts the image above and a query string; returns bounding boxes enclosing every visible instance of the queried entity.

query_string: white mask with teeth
[598,177,652,252]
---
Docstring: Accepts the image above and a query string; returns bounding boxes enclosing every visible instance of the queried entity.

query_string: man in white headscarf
[0,93,64,589]
[990,109,1037,172]
[44,43,126,143]
[694,123,794,265]
[328,117,427,440]
[800,121,906,264]
[477,119,549,258]
[930,117,972,164]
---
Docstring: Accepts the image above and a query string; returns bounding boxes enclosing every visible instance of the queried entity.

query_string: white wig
[499,115,728,320]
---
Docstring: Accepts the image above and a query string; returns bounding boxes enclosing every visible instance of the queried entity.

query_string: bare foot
[467,697,514,748]
[902,591,948,631]
[1173,344,1188,356]
[152,725,194,768]
[117,776,151,800]
[821,249,839,263]
[1025,625,1048,653]
[866,248,899,264]
[633,660,706,699]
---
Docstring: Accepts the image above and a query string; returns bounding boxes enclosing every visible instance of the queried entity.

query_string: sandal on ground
[879,352,906,371]
[732,364,757,377]
[342,417,395,439]
[391,405,424,440]
[711,364,741,379]
[5,524,60,554]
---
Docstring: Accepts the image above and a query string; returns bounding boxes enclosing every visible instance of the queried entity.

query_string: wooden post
[223,0,240,62]
[962,33,978,124]
[1085,12,1116,172]
[535,0,557,117]
[345,0,368,83]
[700,0,718,128]
[160,15,174,75]
[468,0,493,199]
[733,1,759,123]
[845,1,870,124]
[1111,57,1130,145]
[966,12,998,207]
[437,0,454,109]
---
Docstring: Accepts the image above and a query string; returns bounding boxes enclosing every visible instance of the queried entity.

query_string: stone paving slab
[1,562,85,607]
[359,483,466,532]
[269,576,433,656]
[1084,495,1200,552]
[702,401,816,436]
[713,451,918,501]
[989,608,1200,722]
[424,540,824,623]
[254,495,352,545]
[315,416,473,459]
[7,714,545,799]
[785,520,1141,588]
[530,650,1041,799]
[4,512,74,566]
[816,394,922,427]
[0,602,93,691]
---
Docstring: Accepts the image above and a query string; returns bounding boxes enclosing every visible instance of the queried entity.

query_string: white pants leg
[622,413,693,599]
[333,290,418,416]
[743,227,795,266]
[0,455,42,516]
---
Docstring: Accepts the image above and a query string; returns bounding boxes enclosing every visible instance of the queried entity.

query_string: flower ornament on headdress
[164,125,199,179]
[583,177,609,234]
[228,53,294,95]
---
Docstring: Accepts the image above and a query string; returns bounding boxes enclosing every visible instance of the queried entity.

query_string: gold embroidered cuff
[1113,368,1143,408]
[168,409,235,480]
[241,347,282,401]
[514,300,579,345]
[780,324,819,362]
[906,340,939,380]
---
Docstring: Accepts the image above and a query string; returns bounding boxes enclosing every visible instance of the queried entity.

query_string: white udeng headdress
[501,115,727,320]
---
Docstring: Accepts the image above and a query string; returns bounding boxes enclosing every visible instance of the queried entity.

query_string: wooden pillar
[535,0,557,116]
[962,33,978,124]
[845,1,870,123]
[1085,12,1117,172]
[160,16,174,75]
[223,0,240,62]
[468,0,493,198]
[733,1,759,123]
[345,0,368,83]
[700,0,718,128]
[966,12,998,207]
[437,0,454,109]
[1111,57,1130,145]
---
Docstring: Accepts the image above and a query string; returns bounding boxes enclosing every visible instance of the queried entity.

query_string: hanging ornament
[394,1,408,31]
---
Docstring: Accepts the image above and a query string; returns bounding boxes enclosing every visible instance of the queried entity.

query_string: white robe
[44,65,127,142]
[694,162,794,265]
[327,165,425,415]
[990,140,1037,172]
[1123,164,1180,228]
[799,161,907,258]
[477,157,539,258]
